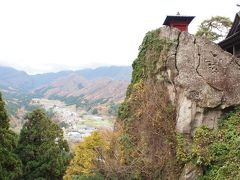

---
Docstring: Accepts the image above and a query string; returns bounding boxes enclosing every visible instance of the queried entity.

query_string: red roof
[163,15,195,26]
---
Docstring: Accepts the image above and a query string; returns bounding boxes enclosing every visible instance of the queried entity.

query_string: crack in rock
[174,31,181,74]
[195,37,203,79]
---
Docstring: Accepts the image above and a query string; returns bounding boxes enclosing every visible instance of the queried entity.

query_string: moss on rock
[177,108,240,179]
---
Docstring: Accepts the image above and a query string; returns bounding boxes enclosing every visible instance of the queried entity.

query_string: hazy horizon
[0,0,239,74]
[0,64,132,75]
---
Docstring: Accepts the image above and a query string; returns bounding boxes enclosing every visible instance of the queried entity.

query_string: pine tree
[17,109,71,180]
[0,92,22,179]
[195,16,232,42]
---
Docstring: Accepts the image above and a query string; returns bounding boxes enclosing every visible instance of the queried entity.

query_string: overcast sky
[0,0,239,74]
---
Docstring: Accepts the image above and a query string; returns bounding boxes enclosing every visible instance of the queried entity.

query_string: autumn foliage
[64,80,182,179]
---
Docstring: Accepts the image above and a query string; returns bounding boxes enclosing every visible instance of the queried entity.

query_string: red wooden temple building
[163,13,195,32]
[218,12,240,57]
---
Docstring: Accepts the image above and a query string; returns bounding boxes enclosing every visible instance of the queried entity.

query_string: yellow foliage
[64,124,130,179]
[64,131,107,179]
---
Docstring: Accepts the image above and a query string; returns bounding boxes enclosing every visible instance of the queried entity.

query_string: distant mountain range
[0,66,132,117]
[0,66,131,91]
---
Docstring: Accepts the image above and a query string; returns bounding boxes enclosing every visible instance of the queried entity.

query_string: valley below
[0,65,131,144]
[31,98,114,143]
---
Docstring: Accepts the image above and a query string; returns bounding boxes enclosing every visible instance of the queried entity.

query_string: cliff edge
[117,26,240,179]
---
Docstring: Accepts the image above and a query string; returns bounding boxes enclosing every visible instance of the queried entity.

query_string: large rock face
[117,26,240,179]
[153,27,240,136]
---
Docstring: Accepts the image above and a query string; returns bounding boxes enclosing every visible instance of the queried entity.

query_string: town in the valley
[31,98,114,143]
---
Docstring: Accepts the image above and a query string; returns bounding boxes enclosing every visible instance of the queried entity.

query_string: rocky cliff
[117,27,240,179]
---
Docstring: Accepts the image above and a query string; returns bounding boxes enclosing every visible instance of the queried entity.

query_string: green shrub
[177,108,240,179]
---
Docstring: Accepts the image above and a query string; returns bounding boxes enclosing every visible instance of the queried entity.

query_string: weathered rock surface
[151,27,240,136]
[179,162,203,180]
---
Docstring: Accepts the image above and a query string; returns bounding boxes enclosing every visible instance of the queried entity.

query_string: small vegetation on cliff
[120,78,183,179]
[177,108,240,179]
[125,28,173,97]
[117,29,181,179]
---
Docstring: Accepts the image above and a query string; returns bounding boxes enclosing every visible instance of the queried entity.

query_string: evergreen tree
[0,93,10,129]
[0,92,22,180]
[17,109,71,180]
[195,16,232,42]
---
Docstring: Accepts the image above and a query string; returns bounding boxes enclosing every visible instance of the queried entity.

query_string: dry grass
[98,81,182,179]
[128,81,181,179]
